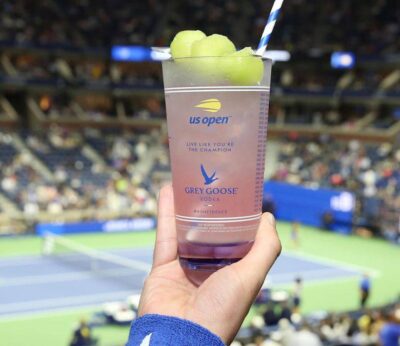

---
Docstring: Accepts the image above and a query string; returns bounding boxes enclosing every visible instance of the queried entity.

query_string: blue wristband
[126,314,225,346]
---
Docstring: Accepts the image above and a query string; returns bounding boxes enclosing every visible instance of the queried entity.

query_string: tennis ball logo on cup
[194,99,221,113]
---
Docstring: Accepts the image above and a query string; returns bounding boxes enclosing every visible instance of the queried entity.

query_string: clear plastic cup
[162,57,272,284]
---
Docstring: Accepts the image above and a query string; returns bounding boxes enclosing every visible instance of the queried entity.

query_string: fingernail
[266,213,276,227]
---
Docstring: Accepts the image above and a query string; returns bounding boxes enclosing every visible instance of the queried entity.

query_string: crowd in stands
[31,93,165,121]
[0,132,28,206]
[0,127,169,218]
[271,136,400,242]
[269,103,400,131]
[0,52,162,90]
[230,290,400,346]
[0,0,399,55]
[232,306,400,346]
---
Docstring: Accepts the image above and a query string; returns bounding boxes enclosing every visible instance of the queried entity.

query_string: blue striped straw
[256,0,285,56]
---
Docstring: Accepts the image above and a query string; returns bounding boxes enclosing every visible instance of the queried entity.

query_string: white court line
[0,247,153,268]
[300,276,360,288]
[0,303,109,322]
[0,267,148,287]
[267,268,355,283]
[0,290,136,314]
[283,250,381,278]
[264,275,360,290]
[0,256,45,267]
[0,255,151,273]
[0,291,141,322]
[261,251,375,288]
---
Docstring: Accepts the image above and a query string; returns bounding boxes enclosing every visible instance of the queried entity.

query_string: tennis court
[0,223,398,346]
[0,247,364,318]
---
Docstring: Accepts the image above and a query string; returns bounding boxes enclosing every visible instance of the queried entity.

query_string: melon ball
[220,47,264,85]
[170,30,206,59]
[191,34,236,57]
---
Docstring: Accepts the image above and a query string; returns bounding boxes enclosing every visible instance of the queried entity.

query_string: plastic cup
[162,57,272,285]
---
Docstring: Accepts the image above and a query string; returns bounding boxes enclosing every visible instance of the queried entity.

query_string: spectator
[379,310,400,346]
[69,319,97,346]
[263,302,280,326]
[287,324,322,346]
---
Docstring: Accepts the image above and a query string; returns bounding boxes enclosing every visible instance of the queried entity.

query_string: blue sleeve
[126,314,225,346]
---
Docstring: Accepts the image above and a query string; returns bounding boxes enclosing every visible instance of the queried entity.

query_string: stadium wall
[264,181,355,233]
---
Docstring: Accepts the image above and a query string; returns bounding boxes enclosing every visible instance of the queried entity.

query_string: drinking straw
[256,0,285,56]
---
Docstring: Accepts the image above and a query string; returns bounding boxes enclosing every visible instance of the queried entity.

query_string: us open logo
[189,98,230,126]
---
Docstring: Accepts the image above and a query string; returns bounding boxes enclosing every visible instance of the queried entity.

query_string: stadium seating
[0,31,399,238]
[1,1,399,54]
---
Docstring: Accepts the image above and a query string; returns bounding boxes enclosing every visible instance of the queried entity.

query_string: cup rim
[167,56,273,63]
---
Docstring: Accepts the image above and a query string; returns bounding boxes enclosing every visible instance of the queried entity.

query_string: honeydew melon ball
[191,34,236,57]
[188,34,236,81]
[221,47,264,85]
[170,30,206,59]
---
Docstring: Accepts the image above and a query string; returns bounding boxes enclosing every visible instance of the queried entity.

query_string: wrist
[127,314,226,346]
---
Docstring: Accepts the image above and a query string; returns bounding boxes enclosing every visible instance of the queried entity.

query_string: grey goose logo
[200,164,218,185]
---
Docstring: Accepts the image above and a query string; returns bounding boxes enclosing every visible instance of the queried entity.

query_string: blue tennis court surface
[0,248,361,318]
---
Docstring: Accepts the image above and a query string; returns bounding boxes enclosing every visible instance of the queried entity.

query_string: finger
[229,213,281,297]
[152,184,178,268]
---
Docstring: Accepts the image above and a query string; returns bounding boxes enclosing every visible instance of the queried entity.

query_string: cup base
[179,257,242,286]
[178,241,254,285]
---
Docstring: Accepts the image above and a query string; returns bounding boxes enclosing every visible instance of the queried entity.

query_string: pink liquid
[178,241,254,285]
[163,59,271,285]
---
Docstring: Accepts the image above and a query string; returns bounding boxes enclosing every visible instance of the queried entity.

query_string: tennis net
[42,233,151,287]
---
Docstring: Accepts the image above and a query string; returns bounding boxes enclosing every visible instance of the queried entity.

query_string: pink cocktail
[162,57,272,284]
